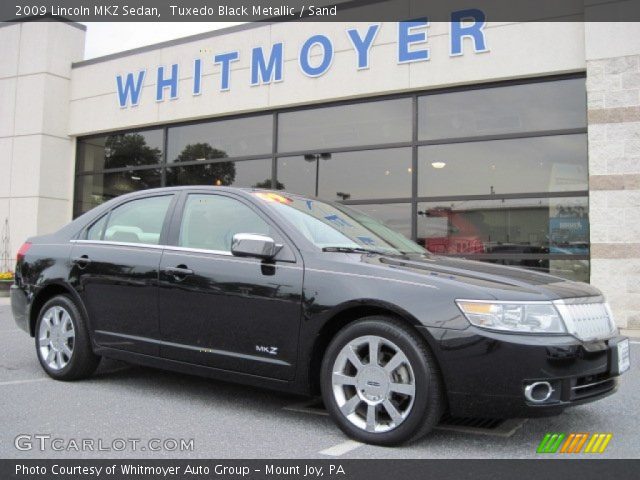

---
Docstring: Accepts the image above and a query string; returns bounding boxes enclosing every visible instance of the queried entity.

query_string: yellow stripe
[585,434,599,453]
[598,434,613,453]
[573,433,589,453]
[590,434,606,453]
[560,434,575,453]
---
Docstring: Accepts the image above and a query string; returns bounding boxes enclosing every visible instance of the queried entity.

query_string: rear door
[71,194,176,355]
[157,191,304,380]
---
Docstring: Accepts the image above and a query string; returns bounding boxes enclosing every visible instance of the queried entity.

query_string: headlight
[456,300,566,334]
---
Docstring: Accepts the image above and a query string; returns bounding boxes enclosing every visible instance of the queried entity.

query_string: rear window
[102,195,173,245]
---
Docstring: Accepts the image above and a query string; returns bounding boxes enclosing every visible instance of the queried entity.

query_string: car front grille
[553,298,616,341]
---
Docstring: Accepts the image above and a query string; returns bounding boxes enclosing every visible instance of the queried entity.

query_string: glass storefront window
[416,196,589,281]
[418,135,588,197]
[417,197,588,255]
[350,203,412,240]
[74,169,162,216]
[277,148,412,200]
[167,115,272,162]
[418,78,587,141]
[72,78,590,284]
[76,130,164,173]
[278,98,412,152]
[165,159,272,188]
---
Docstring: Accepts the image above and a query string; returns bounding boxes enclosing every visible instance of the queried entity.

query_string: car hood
[358,253,600,300]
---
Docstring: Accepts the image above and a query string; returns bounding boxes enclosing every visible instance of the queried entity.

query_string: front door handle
[164,265,194,279]
[72,255,91,268]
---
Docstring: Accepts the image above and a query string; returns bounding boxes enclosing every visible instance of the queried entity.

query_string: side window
[86,214,108,241]
[103,196,173,245]
[179,194,274,252]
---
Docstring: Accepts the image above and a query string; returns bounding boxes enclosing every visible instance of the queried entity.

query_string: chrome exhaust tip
[524,381,554,403]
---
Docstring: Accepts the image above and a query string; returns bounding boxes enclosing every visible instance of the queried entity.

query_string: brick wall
[587,54,640,328]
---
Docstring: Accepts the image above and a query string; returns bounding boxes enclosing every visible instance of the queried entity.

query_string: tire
[34,295,100,380]
[321,316,444,446]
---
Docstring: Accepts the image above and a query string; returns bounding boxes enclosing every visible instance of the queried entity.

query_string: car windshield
[253,192,426,255]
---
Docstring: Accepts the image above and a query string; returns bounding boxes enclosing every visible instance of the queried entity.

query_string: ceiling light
[431,162,446,169]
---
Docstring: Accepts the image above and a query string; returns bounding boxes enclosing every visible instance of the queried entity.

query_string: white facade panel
[68,22,586,136]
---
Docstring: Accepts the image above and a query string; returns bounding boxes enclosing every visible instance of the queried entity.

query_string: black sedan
[10,187,630,445]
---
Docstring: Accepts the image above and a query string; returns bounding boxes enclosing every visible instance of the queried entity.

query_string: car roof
[117,186,319,203]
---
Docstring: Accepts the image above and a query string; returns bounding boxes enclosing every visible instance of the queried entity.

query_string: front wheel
[321,316,444,446]
[35,295,100,380]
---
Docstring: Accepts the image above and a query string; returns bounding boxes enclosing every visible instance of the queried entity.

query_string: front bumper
[420,326,628,418]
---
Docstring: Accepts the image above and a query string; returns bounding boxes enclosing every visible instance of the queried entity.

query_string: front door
[71,194,175,355]
[158,192,304,380]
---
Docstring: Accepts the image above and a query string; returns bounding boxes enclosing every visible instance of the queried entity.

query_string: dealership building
[1,16,639,327]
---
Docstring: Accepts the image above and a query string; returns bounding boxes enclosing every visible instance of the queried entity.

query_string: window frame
[80,193,177,247]
[164,190,298,263]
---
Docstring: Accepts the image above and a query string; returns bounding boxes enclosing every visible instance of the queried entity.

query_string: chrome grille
[554,299,616,341]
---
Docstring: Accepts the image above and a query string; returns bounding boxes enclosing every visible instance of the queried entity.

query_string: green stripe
[537,433,553,453]
[537,433,566,453]
[549,434,566,453]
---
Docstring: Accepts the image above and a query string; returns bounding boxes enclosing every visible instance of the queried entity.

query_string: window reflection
[277,148,412,200]
[278,99,412,152]
[417,197,589,282]
[74,169,162,216]
[167,115,272,162]
[418,78,587,140]
[76,130,163,172]
[166,159,272,188]
[417,197,588,256]
[418,135,588,197]
[351,204,412,240]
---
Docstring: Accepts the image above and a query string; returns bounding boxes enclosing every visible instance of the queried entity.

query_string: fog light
[524,381,554,403]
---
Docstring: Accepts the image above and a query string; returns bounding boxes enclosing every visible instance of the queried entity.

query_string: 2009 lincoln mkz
[11,187,630,445]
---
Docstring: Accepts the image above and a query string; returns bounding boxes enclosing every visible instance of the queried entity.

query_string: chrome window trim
[163,245,232,256]
[71,239,233,257]
[69,239,304,267]
[71,239,164,250]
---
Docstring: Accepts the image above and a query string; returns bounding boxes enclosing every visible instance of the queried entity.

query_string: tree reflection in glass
[167,143,236,186]
[104,133,161,169]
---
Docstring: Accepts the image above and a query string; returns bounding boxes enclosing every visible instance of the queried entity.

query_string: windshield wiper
[321,246,392,255]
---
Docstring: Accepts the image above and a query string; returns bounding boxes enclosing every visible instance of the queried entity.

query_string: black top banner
[3,0,640,23]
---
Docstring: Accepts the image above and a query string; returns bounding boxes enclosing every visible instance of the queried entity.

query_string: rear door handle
[164,266,194,278]
[72,255,91,268]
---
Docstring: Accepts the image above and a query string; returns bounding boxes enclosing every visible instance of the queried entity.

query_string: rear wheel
[321,316,444,445]
[35,295,100,380]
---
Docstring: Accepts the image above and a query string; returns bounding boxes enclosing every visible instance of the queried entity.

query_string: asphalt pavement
[0,298,638,459]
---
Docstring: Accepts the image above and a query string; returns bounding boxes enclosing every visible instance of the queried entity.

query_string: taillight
[16,242,32,263]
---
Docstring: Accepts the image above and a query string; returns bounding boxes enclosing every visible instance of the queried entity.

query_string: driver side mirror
[231,233,282,260]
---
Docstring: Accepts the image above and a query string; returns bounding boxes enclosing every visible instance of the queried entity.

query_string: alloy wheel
[38,306,75,370]
[331,335,416,433]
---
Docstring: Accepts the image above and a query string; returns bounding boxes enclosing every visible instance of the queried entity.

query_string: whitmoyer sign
[116,12,489,108]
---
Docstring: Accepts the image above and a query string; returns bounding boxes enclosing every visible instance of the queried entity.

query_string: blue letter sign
[116,70,146,108]
[450,9,488,56]
[251,44,283,85]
